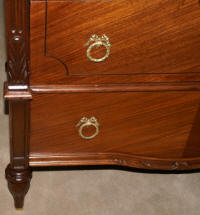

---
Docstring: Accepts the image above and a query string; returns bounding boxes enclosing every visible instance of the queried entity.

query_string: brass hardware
[171,161,188,170]
[84,34,111,63]
[142,161,151,168]
[76,117,99,140]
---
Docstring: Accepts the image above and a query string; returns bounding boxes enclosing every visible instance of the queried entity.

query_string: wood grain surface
[29,91,200,169]
[30,0,200,85]
[4,0,200,209]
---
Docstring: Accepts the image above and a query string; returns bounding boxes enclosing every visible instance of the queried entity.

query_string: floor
[0,2,200,215]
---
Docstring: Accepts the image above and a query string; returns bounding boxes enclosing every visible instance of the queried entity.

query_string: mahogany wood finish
[5,101,32,208]
[29,92,200,170]
[5,0,30,87]
[29,153,200,170]
[4,0,32,209]
[3,0,200,209]
[30,82,200,93]
[30,0,200,85]
[5,165,32,208]
[4,82,32,100]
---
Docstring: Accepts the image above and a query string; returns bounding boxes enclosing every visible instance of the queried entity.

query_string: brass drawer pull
[84,34,111,63]
[76,117,100,140]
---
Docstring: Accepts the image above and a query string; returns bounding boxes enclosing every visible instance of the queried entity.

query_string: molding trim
[29,152,200,170]
[31,82,200,93]
[4,82,32,100]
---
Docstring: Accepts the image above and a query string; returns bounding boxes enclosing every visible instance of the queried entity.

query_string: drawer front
[30,0,200,85]
[30,92,200,162]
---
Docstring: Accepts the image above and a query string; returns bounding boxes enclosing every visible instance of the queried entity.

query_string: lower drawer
[29,91,200,169]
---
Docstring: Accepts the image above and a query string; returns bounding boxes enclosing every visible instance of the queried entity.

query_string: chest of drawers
[3,0,200,208]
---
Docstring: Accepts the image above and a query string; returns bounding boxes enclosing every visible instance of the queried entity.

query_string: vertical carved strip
[5,0,30,86]
[4,1,31,208]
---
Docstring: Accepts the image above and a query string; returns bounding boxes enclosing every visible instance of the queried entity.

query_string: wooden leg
[4,0,32,208]
[5,165,32,208]
[5,101,31,208]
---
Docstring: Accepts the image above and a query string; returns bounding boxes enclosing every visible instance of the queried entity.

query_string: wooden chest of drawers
[3,0,200,208]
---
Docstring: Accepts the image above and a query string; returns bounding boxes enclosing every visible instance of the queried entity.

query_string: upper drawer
[30,0,200,85]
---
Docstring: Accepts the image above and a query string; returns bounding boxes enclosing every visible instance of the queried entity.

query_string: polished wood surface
[5,165,32,208]
[4,0,200,208]
[5,100,32,208]
[4,82,32,100]
[30,0,200,85]
[5,0,30,87]
[29,91,200,169]
[29,153,200,170]
[30,82,200,93]
[4,0,32,208]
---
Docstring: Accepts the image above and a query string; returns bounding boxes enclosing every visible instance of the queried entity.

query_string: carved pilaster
[5,0,30,87]
[4,1,31,208]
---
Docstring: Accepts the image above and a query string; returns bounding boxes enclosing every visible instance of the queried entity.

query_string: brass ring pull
[84,34,111,63]
[76,117,100,140]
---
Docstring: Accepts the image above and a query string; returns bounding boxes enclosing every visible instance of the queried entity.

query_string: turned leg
[5,101,31,208]
[5,165,32,208]
[4,0,32,209]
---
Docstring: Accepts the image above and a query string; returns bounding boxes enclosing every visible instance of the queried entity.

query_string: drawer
[29,91,200,165]
[30,0,200,85]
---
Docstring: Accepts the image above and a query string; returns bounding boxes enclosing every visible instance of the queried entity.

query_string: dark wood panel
[30,0,200,85]
[30,92,200,163]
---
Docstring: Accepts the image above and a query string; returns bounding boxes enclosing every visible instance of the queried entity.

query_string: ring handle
[84,34,111,63]
[76,117,100,140]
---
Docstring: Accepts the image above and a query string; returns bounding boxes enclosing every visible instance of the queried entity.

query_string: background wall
[0,2,200,215]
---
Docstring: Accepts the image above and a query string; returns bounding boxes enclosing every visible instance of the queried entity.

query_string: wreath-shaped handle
[76,117,100,140]
[84,34,111,63]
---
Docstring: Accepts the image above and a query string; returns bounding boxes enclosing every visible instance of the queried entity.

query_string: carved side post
[4,0,32,208]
